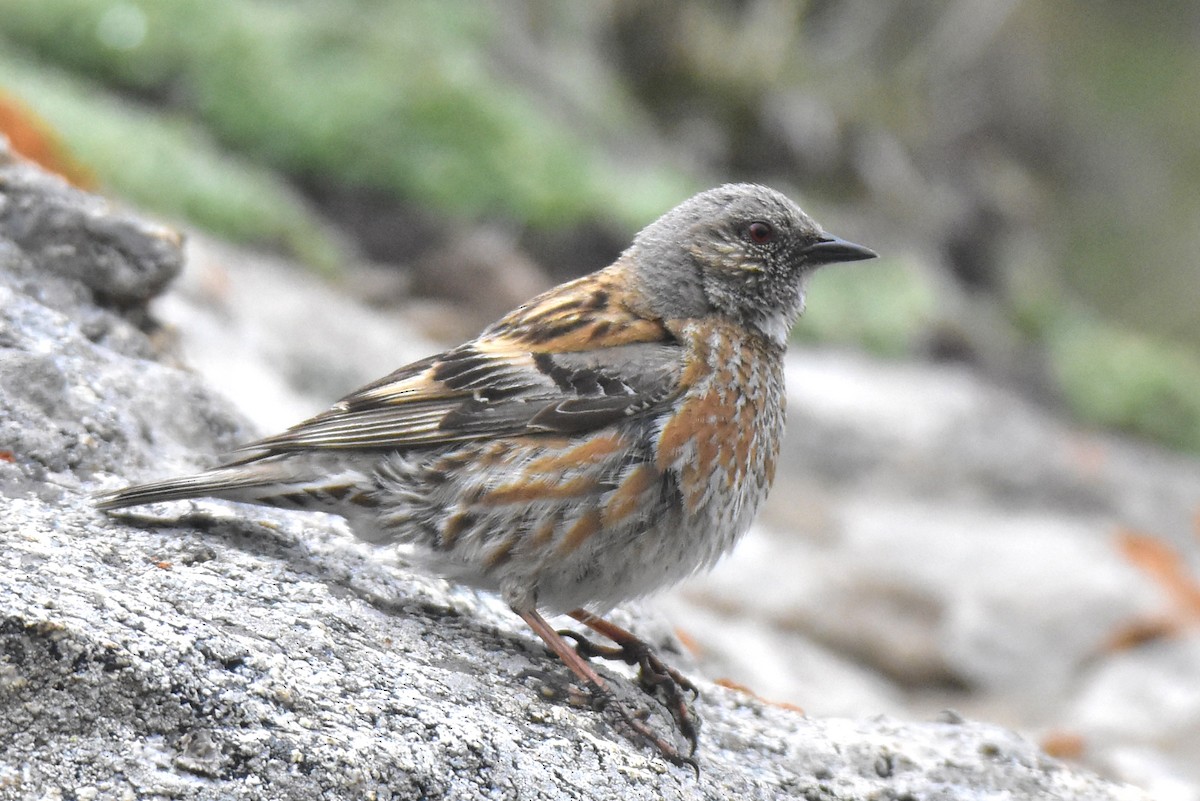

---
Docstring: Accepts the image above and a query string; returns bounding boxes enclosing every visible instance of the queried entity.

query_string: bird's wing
[232,270,684,457]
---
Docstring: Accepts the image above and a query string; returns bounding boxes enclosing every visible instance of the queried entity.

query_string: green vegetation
[1049,313,1200,452]
[0,0,692,233]
[792,258,937,358]
[0,51,346,272]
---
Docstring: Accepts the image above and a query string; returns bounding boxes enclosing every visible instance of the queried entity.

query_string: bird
[95,183,876,767]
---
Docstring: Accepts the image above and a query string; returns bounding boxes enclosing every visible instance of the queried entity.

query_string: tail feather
[95,460,383,546]
[93,466,285,511]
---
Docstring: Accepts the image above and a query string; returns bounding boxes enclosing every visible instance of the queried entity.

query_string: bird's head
[629,184,876,345]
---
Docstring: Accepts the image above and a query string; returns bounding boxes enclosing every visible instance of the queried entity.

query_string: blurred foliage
[0,0,692,230]
[0,50,346,273]
[793,258,938,358]
[1050,312,1200,453]
[0,0,1198,452]
[1037,2,1200,356]
[0,90,95,188]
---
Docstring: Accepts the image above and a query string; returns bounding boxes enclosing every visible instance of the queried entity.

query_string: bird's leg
[563,609,700,757]
[515,607,697,770]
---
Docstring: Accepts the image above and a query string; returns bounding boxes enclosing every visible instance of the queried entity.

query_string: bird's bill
[802,235,877,267]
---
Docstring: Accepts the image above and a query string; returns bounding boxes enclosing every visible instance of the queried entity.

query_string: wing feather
[231,264,684,459]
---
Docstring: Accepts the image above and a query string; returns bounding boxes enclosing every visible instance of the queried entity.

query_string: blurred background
[3,0,1200,450]
[3,0,1199,796]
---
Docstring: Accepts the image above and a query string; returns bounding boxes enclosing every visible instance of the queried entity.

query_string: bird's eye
[747,221,774,245]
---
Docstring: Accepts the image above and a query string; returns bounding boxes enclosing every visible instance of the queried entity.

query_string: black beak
[802,235,877,267]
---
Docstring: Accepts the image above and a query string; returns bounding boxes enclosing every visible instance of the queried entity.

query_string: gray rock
[0,145,1149,799]
[410,226,552,341]
[1,499,1150,800]
[0,143,183,308]
[153,232,439,433]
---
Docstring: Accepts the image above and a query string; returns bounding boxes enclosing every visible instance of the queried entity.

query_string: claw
[564,609,703,762]
[557,628,626,661]
[520,607,703,770]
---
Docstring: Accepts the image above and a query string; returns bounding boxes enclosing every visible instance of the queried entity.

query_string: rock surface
[0,145,1171,799]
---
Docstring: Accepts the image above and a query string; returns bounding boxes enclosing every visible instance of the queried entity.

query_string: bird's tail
[93,459,377,513]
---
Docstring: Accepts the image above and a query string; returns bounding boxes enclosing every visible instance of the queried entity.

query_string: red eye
[748,221,774,245]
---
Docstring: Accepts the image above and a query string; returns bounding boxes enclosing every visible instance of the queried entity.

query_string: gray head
[628,184,875,344]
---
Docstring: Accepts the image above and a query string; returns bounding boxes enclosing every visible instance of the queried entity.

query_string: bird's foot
[559,627,700,762]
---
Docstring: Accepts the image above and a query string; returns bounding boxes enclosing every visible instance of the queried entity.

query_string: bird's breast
[654,320,785,529]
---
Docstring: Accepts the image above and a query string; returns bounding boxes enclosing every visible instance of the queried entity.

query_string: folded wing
[232,273,684,460]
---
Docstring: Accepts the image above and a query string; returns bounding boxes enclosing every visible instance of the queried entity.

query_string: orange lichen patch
[602,464,658,527]
[525,431,625,474]
[672,626,703,657]
[0,92,94,188]
[1040,730,1087,760]
[714,677,754,694]
[0,450,15,463]
[714,677,805,715]
[1108,528,1200,649]
[774,700,806,715]
[1107,617,1179,651]
[1120,529,1200,614]
[482,474,596,505]
[557,507,602,557]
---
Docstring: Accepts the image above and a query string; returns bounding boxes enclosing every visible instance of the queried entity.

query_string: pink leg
[515,607,698,770]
